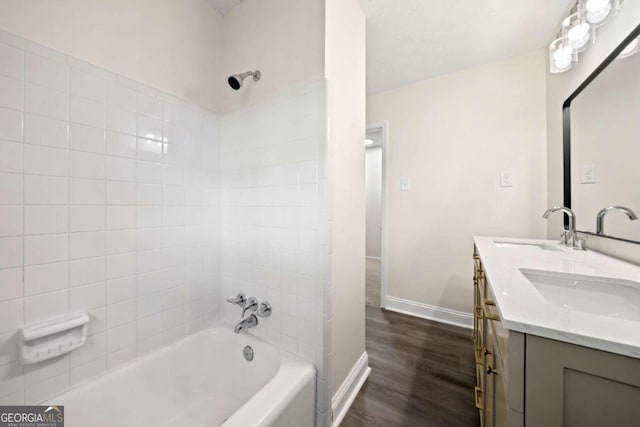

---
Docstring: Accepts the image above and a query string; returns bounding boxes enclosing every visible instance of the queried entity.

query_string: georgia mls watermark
[0,406,64,427]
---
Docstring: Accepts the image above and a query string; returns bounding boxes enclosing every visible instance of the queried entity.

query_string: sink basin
[520,269,640,321]
[493,241,562,252]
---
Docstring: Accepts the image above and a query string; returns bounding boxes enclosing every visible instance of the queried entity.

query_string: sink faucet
[234,314,258,333]
[596,206,638,235]
[543,206,577,248]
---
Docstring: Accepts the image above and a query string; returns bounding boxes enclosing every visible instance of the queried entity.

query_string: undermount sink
[493,241,562,252]
[520,268,640,321]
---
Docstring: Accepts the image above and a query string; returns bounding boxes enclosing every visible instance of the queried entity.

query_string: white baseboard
[385,296,473,329]
[331,351,371,427]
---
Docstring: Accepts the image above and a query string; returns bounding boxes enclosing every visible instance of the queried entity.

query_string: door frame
[366,121,389,308]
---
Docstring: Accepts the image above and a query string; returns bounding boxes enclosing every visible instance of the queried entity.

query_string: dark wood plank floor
[341,305,481,427]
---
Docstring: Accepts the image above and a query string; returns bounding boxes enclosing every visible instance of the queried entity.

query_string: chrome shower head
[227,70,261,90]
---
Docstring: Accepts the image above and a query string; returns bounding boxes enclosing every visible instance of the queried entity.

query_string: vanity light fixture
[618,36,640,59]
[549,0,623,73]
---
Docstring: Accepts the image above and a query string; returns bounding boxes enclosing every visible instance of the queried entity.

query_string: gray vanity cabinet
[525,335,640,427]
[472,247,640,427]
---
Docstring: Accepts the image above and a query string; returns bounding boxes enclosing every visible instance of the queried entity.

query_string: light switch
[580,166,597,184]
[400,177,410,191]
[500,171,513,187]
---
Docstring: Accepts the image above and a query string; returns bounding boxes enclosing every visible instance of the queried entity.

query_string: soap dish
[20,311,89,365]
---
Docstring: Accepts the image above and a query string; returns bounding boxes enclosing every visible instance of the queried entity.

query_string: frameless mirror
[564,23,640,244]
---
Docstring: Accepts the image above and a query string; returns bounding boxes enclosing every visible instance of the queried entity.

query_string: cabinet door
[526,335,640,427]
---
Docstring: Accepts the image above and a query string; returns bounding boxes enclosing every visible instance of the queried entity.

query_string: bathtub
[45,326,316,427]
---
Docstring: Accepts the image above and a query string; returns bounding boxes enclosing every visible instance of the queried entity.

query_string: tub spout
[234,314,258,333]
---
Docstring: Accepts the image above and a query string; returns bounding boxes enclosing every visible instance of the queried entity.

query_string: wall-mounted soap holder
[20,311,89,365]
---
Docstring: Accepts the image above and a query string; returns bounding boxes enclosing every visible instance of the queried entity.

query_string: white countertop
[474,236,640,359]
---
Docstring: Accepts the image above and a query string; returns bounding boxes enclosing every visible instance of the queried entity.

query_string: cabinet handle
[483,300,501,321]
[487,365,499,375]
[474,386,484,410]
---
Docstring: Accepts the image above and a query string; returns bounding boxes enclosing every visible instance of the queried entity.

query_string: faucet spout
[234,314,258,334]
[596,206,639,235]
[543,206,576,247]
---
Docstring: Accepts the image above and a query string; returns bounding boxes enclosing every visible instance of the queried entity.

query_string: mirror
[564,23,640,244]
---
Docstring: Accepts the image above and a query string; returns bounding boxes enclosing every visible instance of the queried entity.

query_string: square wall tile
[24,261,68,296]
[24,234,68,265]
[23,144,68,177]
[0,140,23,174]
[24,206,68,235]
[70,124,105,154]
[0,206,22,237]
[0,74,23,111]
[24,113,67,148]
[25,53,67,92]
[24,175,67,205]
[0,107,22,142]
[0,42,24,80]
[25,83,67,121]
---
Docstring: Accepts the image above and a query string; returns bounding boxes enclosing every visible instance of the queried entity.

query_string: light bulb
[567,22,591,49]
[585,0,612,25]
[365,139,374,146]
[553,46,575,70]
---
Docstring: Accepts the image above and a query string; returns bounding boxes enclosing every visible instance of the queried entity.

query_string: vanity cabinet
[473,247,640,427]
[473,252,524,427]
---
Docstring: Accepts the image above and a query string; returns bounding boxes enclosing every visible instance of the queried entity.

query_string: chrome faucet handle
[226,293,246,306]
[257,301,272,318]
[242,297,258,317]
[574,236,587,251]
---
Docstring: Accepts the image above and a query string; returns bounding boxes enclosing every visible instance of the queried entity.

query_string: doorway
[365,122,387,308]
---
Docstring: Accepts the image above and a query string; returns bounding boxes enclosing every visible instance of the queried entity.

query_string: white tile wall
[220,80,331,418]
[0,31,221,404]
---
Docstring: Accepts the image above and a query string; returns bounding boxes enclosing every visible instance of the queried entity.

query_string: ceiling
[359,0,573,94]
[208,0,573,93]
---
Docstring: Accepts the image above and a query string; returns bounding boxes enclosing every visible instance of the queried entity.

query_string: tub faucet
[234,314,258,333]
[543,206,577,248]
[596,206,638,235]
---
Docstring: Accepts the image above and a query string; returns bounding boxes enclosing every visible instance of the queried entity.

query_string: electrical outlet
[400,177,410,191]
[580,166,597,184]
[500,171,513,187]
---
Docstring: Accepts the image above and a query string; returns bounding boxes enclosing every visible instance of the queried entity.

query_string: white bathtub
[45,326,316,427]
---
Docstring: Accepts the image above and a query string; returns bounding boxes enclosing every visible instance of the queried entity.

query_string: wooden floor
[341,305,480,427]
[366,258,381,306]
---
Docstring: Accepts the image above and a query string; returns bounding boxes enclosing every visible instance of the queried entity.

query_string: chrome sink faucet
[596,206,638,235]
[543,206,581,249]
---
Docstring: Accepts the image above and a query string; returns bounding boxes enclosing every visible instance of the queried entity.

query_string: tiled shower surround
[220,80,331,422]
[0,30,332,423]
[0,32,221,404]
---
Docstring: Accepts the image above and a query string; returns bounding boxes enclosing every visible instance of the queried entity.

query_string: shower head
[227,70,261,90]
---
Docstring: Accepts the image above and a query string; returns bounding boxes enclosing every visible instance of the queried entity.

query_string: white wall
[221,0,326,112]
[0,0,224,111]
[367,50,548,314]
[546,1,640,265]
[365,146,382,258]
[0,32,221,404]
[326,0,366,411]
